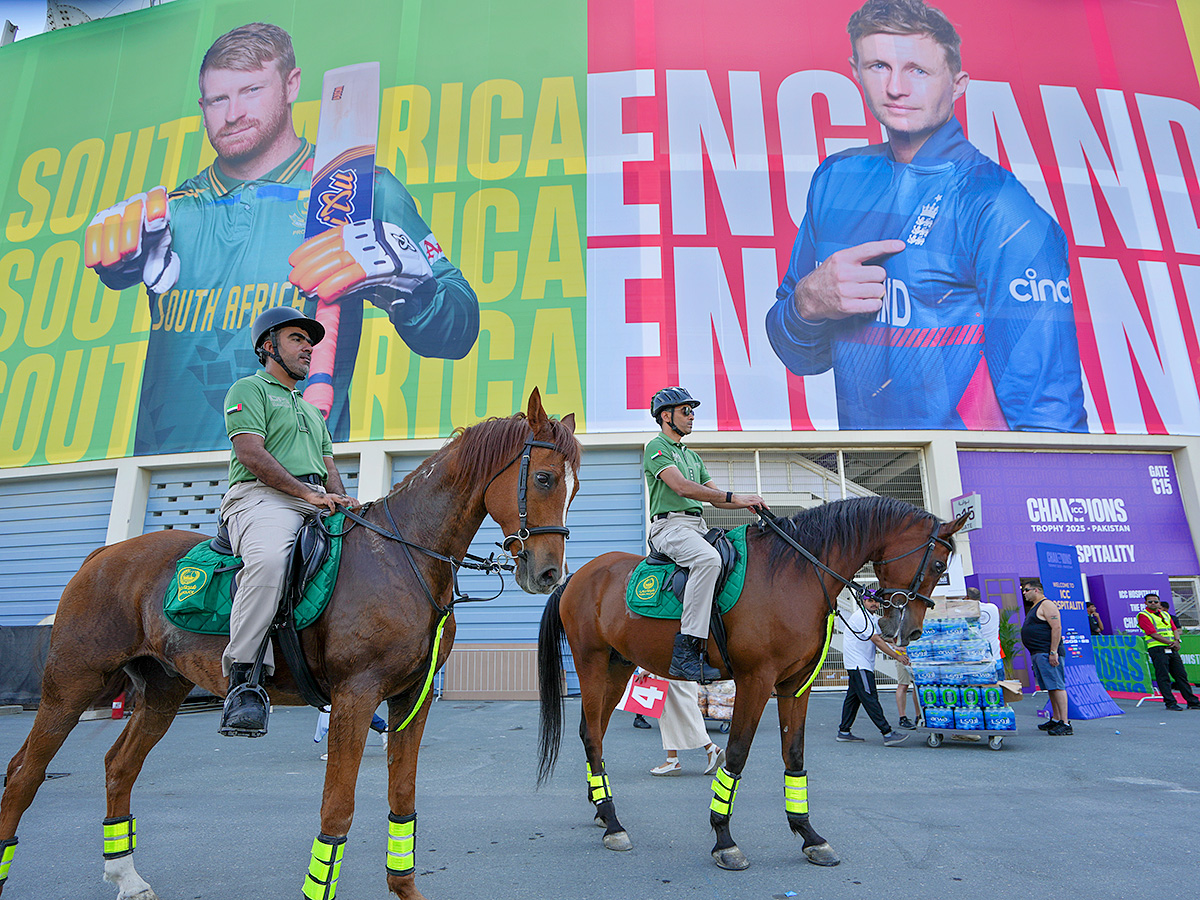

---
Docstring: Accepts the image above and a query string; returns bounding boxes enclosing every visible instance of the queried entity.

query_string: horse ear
[526,387,547,429]
[559,412,576,435]
[944,509,971,536]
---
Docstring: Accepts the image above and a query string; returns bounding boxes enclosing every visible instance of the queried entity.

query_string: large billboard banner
[4,0,1200,467]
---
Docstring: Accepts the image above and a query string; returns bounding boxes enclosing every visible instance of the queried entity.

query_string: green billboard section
[0,0,585,466]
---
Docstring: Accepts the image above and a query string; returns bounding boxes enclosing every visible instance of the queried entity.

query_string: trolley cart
[913,681,1016,751]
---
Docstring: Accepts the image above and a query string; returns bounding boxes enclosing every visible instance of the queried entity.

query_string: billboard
[4,0,1200,466]
[958,450,1200,576]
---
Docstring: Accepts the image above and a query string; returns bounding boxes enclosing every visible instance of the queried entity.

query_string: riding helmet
[650,386,700,418]
[250,306,325,351]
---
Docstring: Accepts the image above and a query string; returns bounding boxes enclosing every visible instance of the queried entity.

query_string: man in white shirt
[838,592,911,746]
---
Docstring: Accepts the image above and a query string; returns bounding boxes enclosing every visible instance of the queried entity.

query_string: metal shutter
[0,472,116,625]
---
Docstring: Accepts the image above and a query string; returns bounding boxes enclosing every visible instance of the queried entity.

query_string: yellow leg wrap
[784,769,809,816]
[302,833,346,900]
[102,815,136,859]
[586,761,613,806]
[709,767,741,817]
[386,812,416,878]
[0,837,16,885]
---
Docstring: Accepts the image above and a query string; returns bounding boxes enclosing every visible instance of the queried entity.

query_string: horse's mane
[764,496,947,570]
[393,412,581,493]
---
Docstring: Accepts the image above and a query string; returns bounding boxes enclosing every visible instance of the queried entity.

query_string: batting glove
[83,187,179,294]
[288,219,437,324]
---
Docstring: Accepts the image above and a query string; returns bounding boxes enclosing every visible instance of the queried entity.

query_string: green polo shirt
[644,433,710,518]
[224,371,332,486]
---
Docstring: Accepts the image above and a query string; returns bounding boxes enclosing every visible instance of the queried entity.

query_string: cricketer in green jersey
[84,22,479,455]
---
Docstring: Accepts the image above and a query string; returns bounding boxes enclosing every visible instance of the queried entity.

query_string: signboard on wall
[959,451,1199,576]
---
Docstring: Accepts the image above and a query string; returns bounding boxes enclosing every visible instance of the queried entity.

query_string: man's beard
[210,91,292,165]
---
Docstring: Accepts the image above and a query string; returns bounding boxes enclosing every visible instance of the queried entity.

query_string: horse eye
[933,561,946,573]
[535,472,554,489]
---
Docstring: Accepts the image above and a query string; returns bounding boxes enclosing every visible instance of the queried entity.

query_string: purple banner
[958,452,1198,577]
[1085,573,1173,637]
[1035,543,1122,720]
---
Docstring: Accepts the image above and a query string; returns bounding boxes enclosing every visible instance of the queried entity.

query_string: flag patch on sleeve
[226,403,242,414]
[651,450,664,460]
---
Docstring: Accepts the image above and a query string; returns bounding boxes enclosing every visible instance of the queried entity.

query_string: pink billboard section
[586,0,1200,435]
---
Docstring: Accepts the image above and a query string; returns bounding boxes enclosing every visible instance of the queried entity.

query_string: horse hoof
[120,890,159,900]
[603,830,633,851]
[593,814,606,828]
[712,845,750,870]
[803,841,840,866]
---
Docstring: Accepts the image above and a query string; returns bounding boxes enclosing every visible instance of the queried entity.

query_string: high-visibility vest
[1142,608,1175,649]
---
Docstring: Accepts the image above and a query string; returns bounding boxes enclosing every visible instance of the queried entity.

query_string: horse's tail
[536,573,572,787]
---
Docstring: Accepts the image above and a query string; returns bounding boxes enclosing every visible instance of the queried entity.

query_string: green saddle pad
[163,512,346,634]
[626,524,749,619]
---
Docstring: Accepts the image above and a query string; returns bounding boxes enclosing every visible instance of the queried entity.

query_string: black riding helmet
[650,386,700,420]
[251,306,324,358]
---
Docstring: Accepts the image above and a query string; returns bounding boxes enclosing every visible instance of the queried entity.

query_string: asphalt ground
[0,693,1196,900]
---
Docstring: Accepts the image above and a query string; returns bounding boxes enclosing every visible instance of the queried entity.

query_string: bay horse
[0,389,580,900]
[536,496,967,871]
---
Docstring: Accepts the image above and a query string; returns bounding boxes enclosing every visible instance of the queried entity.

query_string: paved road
[0,693,1196,899]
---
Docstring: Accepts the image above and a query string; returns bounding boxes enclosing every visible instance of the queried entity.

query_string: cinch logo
[177,566,208,602]
[875,277,911,326]
[635,574,660,601]
[1009,267,1071,303]
[1026,497,1127,523]
[316,169,359,229]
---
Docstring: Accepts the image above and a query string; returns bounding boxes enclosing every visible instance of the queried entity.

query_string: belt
[296,473,324,486]
[652,510,702,522]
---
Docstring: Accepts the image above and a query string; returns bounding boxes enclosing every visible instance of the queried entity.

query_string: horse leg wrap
[0,837,16,886]
[784,769,809,817]
[709,767,741,818]
[102,815,136,859]
[386,812,416,878]
[586,761,613,806]
[303,833,346,900]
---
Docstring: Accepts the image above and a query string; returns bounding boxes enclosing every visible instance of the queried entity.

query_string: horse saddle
[645,527,740,603]
[210,512,331,600]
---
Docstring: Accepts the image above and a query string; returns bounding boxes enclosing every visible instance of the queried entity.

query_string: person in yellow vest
[1137,593,1199,711]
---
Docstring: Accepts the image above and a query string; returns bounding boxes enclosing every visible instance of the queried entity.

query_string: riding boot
[219,663,270,737]
[668,634,721,683]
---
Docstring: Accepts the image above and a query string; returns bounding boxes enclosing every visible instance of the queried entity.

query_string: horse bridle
[870,521,954,612]
[482,434,572,558]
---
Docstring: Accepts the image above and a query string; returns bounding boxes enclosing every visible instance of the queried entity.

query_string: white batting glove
[83,187,179,294]
[288,219,437,323]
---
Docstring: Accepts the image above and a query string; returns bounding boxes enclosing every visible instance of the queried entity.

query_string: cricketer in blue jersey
[766,0,1087,432]
[85,23,479,454]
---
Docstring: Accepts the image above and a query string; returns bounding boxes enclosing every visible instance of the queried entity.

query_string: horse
[536,496,967,871]
[0,388,580,900]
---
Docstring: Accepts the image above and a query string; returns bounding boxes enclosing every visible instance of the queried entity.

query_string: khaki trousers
[219,480,321,677]
[648,513,720,638]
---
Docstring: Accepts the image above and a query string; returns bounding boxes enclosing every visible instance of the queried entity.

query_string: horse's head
[484,388,581,593]
[872,510,969,645]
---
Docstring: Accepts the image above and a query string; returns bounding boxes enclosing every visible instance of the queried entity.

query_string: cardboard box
[999,680,1024,703]
[930,598,981,619]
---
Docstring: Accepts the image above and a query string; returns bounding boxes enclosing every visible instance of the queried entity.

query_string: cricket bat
[301,61,381,417]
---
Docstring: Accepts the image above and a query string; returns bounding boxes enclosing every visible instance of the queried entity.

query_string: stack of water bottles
[906,616,1016,732]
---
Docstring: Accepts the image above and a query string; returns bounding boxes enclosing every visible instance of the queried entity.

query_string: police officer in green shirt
[645,387,767,682]
[217,306,360,735]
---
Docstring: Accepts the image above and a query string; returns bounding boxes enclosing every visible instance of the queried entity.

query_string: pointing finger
[841,239,906,263]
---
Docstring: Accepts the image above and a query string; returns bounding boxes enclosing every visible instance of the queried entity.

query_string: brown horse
[0,389,580,900]
[536,496,966,871]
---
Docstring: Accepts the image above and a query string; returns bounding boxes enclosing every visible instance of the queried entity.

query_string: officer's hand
[734,494,768,512]
[793,239,905,321]
[330,493,361,511]
[288,220,437,324]
[303,489,340,513]
[83,187,179,294]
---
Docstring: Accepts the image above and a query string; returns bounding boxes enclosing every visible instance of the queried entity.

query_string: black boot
[668,634,721,683]
[219,663,270,737]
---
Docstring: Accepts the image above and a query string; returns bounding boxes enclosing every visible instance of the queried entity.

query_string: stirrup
[219,682,270,738]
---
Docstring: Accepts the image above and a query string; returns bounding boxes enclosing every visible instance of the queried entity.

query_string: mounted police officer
[218,306,360,736]
[645,387,767,682]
